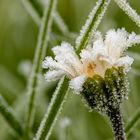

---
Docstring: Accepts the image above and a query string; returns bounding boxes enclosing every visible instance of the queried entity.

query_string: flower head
[42,28,140,93]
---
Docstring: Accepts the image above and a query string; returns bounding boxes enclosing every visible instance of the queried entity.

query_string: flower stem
[25,0,57,137]
[0,94,23,136]
[107,104,125,140]
[34,77,69,140]
[125,107,140,138]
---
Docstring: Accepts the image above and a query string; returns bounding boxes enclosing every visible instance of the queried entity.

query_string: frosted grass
[114,0,140,27]
[25,0,57,137]
[76,0,111,54]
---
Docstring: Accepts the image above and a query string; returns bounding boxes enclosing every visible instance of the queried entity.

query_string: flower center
[84,60,96,78]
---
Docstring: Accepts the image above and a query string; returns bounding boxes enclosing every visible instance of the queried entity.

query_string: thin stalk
[76,0,111,55]
[34,0,111,140]
[125,107,140,138]
[21,0,72,36]
[34,77,69,140]
[114,0,140,27]
[25,0,57,137]
[107,105,125,140]
[21,0,41,25]
[0,94,23,136]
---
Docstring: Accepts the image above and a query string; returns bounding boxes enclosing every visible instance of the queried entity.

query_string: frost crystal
[42,28,140,93]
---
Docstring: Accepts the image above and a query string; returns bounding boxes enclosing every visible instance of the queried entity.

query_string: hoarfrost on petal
[44,70,65,82]
[69,75,87,94]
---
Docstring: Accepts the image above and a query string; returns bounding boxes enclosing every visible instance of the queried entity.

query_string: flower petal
[115,56,134,72]
[69,75,87,94]
[52,42,82,76]
[44,70,65,82]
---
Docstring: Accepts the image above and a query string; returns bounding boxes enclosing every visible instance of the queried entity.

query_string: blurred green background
[0,0,140,140]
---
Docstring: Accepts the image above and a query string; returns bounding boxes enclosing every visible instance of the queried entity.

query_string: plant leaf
[0,94,23,136]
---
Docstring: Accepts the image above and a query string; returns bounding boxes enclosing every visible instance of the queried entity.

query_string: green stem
[0,94,23,136]
[125,107,140,138]
[34,0,111,140]
[25,0,57,137]
[34,77,69,140]
[21,0,41,25]
[76,0,111,55]
[107,105,125,140]
[21,0,72,36]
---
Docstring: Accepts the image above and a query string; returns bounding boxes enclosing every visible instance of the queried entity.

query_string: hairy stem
[107,105,125,140]
[25,0,57,137]
[0,94,23,136]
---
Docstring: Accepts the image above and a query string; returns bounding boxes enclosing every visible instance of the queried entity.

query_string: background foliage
[0,0,140,140]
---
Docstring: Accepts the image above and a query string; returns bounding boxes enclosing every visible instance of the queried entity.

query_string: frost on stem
[114,0,140,27]
[81,67,127,140]
[76,0,111,53]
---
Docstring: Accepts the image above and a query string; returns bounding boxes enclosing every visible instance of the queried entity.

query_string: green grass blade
[76,0,111,55]
[21,0,70,35]
[125,107,140,138]
[0,94,23,136]
[21,0,41,25]
[25,0,57,136]
[114,0,140,28]
[34,76,69,140]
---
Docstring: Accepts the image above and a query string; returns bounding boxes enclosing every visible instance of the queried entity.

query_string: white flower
[42,28,140,93]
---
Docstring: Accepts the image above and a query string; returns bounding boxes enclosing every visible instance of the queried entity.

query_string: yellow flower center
[84,60,96,78]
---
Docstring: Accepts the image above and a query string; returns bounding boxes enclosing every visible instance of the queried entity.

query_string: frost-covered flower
[42,28,140,93]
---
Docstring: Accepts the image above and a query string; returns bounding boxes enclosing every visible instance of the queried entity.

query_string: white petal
[80,49,93,62]
[44,70,65,82]
[42,57,76,78]
[105,28,128,49]
[115,56,134,72]
[42,57,57,69]
[69,75,87,94]
[52,42,74,56]
[53,42,82,76]
[92,39,106,58]
[104,28,130,62]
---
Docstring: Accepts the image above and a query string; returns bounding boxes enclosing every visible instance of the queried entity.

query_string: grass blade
[114,0,140,28]
[34,76,69,140]
[21,0,41,25]
[25,0,57,136]
[0,94,23,136]
[76,0,111,54]
[125,107,140,138]
[21,0,70,35]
